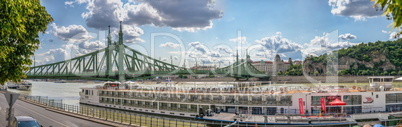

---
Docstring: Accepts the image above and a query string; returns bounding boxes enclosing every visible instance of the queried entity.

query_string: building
[250,54,301,75]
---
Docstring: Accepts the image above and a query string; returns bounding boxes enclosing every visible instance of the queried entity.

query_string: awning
[329,98,346,105]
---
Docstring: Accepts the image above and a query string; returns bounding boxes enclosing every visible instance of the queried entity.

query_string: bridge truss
[26,22,268,81]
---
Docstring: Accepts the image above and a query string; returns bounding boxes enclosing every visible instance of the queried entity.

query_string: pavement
[0,92,138,127]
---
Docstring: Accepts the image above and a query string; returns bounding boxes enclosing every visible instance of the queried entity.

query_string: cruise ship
[80,76,402,126]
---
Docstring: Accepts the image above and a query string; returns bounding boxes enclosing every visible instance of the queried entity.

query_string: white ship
[80,77,402,126]
[7,81,32,91]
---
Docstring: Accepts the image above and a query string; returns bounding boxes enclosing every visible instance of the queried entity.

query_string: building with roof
[250,54,301,75]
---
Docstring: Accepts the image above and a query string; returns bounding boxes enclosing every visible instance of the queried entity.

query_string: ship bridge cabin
[368,76,394,91]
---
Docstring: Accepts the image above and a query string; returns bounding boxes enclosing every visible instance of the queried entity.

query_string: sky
[35,0,397,67]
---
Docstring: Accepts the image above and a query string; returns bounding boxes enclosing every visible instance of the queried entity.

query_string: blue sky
[36,0,396,67]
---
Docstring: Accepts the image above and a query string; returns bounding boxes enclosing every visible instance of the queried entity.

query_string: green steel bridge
[26,22,268,81]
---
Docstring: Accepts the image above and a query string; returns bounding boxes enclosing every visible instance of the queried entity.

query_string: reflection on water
[8,80,101,105]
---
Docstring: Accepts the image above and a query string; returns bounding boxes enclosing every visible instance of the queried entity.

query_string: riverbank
[165,76,402,84]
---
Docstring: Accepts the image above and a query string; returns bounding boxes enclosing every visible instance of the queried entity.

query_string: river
[7,80,101,105]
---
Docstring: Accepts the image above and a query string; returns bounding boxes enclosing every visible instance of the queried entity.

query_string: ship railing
[20,94,363,126]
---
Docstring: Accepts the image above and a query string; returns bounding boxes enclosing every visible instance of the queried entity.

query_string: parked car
[0,84,6,91]
[11,116,42,127]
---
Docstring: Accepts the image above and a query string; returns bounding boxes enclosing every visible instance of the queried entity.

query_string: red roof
[328,99,346,105]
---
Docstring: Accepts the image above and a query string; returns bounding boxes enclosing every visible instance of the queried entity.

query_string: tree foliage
[283,64,303,76]
[0,0,53,84]
[373,0,402,36]
[308,39,402,76]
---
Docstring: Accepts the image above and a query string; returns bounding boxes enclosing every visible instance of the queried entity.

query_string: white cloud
[65,1,75,7]
[303,33,358,56]
[173,56,179,60]
[72,0,222,32]
[215,47,233,54]
[37,40,107,65]
[389,31,402,39]
[338,33,357,40]
[160,42,180,48]
[81,0,125,30]
[229,36,247,44]
[328,0,382,21]
[383,30,402,39]
[51,23,93,43]
[126,0,222,32]
[255,32,302,53]
[210,52,222,57]
[188,41,209,54]
[65,0,89,5]
[37,48,68,65]
[122,25,144,43]
[78,41,107,54]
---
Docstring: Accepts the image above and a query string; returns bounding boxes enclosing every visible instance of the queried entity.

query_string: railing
[21,95,364,126]
[21,95,241,127]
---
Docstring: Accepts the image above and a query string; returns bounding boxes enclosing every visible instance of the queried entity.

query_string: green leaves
[0,0,53,84]
[373,0,402,36]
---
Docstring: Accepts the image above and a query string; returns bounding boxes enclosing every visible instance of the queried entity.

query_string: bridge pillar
[118,21,125,82]
[106,25,112,79]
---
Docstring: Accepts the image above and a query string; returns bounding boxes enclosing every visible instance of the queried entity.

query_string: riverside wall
[168,76,387,83]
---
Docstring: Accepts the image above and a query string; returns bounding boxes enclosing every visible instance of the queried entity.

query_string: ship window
[344,106,362,114]
[281,96,292,106]
[213,95,223,103]
[238,96,248,104]
[311,95,341,106]
[386,93,402,103]
[226,96,235,104]
[266,95,276,105]
[386,104,402,112]
[252,96,262,102]
[343,95,362,105]
[266,107,277,115]
[384,78,393,82]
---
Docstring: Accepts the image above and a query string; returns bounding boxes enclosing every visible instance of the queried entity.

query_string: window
[385,78,393,82]
[386,93,402,103]
[344,106,362,114]
[386,104,402,112]
[311,95,341,106]
[343,95,362,105]
[266,107,277,115]
[266,95,276,105]
[226,96,235,104]
[280,96,292,106]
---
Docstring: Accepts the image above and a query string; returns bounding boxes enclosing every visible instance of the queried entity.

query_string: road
[0,93,110,127]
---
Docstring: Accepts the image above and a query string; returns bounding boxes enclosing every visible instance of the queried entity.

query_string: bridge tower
[118,21,125,82]
[106,25,112,79]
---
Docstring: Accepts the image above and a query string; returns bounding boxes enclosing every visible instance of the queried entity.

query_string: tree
[373,0,402,37]
[0,0,53,84]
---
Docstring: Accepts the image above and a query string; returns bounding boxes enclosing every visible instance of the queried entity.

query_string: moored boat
[79,77,401,125]
[7,81,32,91]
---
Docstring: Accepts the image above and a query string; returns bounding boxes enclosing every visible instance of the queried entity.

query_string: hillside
[303,39,402,76]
